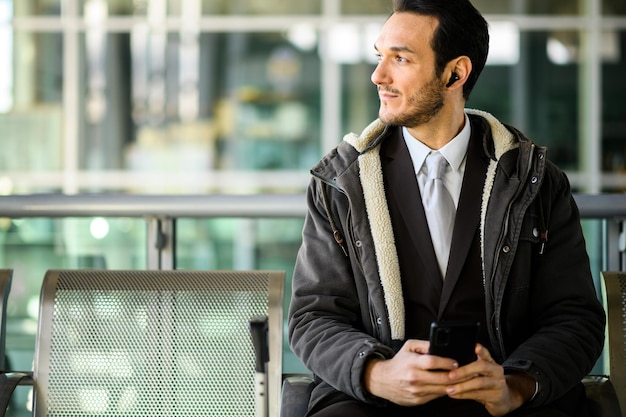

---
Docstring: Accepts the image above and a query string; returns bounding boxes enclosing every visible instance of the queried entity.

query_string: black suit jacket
[381,120,491,344]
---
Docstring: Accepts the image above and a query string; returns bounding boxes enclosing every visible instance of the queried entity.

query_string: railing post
[603,218,626,272]
[147,216,176,270]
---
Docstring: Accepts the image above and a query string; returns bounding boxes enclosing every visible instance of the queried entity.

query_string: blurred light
[487,22,520,65]
[84,0,107,25]
[319,21,521,66]
[90,217,110,239]
[0,177,13,195]
[547,31,620,65]
[27,296,39,320]
[324,23,361,64]
[547,37,572,65]
[148,0,166,25]
[287,23,318,51]
[363,23,383,64]
[0,1,13,112]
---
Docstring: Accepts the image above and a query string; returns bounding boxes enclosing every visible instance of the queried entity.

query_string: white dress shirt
[402,113,471,208]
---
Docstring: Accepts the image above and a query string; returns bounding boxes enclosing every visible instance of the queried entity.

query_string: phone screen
[428,320,480,366]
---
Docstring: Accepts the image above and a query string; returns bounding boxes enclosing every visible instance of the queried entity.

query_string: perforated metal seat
[0,269,283,417]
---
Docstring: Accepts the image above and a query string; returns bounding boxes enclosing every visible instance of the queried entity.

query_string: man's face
[371,12,445,128]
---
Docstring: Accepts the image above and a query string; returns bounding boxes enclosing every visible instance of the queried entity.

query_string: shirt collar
[402,112,471,174]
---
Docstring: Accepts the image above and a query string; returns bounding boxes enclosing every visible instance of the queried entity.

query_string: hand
[444,344,536,416]
[363,339,460,406]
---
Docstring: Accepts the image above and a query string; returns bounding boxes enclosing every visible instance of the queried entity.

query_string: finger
[449,359,499,382]
[402,339,430,354]
[445,373,498,399]
[425,354,460,372]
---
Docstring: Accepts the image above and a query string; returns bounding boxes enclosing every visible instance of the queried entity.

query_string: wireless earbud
[446,72,460,88]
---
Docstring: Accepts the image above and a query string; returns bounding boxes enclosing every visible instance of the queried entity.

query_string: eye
[374,53,383,61]
[396,55,408,63]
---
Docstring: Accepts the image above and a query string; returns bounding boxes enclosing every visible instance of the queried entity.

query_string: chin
[378,109,394,124]
[379,113,399,125]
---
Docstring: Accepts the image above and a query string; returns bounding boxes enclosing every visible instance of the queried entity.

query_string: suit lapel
[381,130,443,294]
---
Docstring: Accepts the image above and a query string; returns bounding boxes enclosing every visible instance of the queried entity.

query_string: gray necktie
[422,151,456,278]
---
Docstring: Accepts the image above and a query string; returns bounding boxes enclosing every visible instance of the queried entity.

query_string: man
[288,0,606,416]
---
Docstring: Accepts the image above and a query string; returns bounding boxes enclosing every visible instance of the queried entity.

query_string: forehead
[376,12,438,52]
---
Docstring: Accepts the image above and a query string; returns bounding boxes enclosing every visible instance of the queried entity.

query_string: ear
[445,56,472,90]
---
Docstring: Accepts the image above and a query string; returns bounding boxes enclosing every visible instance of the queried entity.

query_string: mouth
[378,87,400,101]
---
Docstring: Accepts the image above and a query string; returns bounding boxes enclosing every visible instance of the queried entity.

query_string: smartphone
[428,320,480,366]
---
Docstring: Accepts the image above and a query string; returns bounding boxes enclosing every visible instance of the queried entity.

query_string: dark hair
[393,0,489,99]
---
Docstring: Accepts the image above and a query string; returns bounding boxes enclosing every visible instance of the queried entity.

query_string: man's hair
[393,0,489,99]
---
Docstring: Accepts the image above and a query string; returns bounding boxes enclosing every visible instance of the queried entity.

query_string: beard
[377,75,444,128]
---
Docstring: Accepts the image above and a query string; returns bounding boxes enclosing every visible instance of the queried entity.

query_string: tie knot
[426,152,448,181]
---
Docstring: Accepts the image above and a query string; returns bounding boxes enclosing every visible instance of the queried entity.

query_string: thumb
[475,344,495,362]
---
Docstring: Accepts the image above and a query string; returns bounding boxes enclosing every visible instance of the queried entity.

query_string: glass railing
[0,192,623,415]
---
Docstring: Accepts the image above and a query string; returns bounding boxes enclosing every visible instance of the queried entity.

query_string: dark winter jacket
[288,109,605,413]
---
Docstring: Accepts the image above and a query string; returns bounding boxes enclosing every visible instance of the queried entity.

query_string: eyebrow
[374,43,415,54]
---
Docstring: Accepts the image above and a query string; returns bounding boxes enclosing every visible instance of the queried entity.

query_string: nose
[371,61,389,86]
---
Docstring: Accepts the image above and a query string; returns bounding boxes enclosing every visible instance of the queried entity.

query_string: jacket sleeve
[288,179,394,405]
[501,163,606,407]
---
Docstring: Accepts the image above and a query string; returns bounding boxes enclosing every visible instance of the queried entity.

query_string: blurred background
[0,0,624,414]
[1,0,625,195]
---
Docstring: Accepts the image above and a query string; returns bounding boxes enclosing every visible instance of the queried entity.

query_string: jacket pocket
[518,211,548,254]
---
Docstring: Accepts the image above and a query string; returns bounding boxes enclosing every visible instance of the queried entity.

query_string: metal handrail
[0,193,624,270]
[0,193,307,218]
[573,194,626,218]
[0,193,624,219]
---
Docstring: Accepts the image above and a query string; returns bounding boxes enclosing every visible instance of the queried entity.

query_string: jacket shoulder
[310,140,360,181]
[311,119,388,181]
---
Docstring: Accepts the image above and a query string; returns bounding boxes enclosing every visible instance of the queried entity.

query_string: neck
[405,103,466,150]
